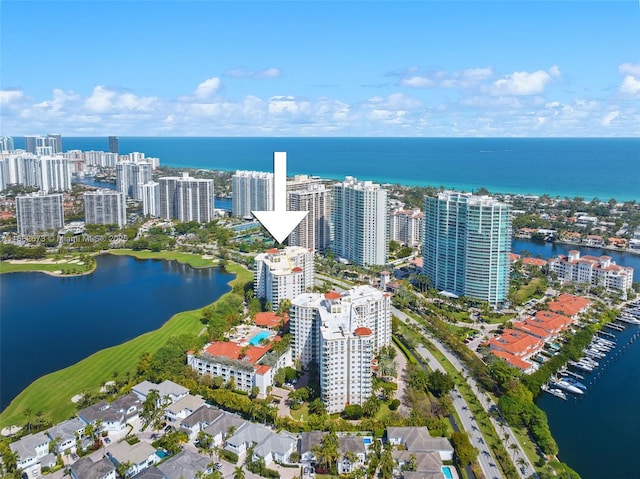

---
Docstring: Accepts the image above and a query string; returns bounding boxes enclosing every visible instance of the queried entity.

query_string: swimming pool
[363,437,372,445]
[155,450,168,459]
[249,331,270,346]
[441,466,454,479]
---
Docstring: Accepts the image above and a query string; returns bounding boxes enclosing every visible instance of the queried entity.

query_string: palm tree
[23,407,34,433]
[233,466,246,479]
[509,443,519,458]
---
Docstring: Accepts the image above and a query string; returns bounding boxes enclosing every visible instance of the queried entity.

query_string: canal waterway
[534,321,640,479]
[0,254,232,410]
[513,238,640,479]
[512,238,640,282]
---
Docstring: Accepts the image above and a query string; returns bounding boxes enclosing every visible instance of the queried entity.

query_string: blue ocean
[16,137,639,201]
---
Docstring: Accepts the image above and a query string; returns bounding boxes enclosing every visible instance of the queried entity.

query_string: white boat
[551,379,584,395]
[542,383,568,400]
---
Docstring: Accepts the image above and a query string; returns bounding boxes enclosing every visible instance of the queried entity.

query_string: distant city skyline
[1,1,638,137]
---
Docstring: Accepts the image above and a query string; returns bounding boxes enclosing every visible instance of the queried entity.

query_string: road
[415,341,500,477]
[394,306,536,479]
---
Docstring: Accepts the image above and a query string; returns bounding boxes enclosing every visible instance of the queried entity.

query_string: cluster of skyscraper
[234,168,511,306]
[2,135,220,234]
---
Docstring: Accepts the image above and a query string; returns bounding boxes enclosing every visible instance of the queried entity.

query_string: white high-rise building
[84,151,119,168]
[331,177,388,266]
[159,176,180,220]
[84,190,127,227]
[287,176,331,253]
[116,161,153,200]
[16,193,64,234]
[388,208,424,247]
[139,181,160,217]
[290,285,391,413]
[231,170,273,219]
[0,159,7,191]
[1,154,39,187]
[254,246,315,311]
[158,174,214,223]
[175,176,215,223]
[39,157,71,193]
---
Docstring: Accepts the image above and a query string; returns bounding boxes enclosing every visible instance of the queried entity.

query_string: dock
[598,330,616,339]
[605,322,625,332]
[560,368,584,380]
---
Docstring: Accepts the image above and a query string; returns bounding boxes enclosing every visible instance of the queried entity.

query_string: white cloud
[35,88,81,111]
[85,86,158,113]
[0,89,25,106]
[619,62,640,77]
[399,67,494,89]
[85,86,117,113]
[602,111,620,126]
[194,77,222,99]
[268,96,311,117]
[226,67,281,79]
[462,67,494,81]
[491,67,559,96]
[620,75,640,96]
[400,76,433,88]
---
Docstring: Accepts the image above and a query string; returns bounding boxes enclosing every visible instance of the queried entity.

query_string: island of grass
[107,249,220,268]
[0,259,251,429]
[0,255,97,276]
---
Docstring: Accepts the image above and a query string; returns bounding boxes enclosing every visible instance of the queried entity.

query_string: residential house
[179,405,224,442]
[46,417,86,454]
[106,441,158,477]
[337,436,366,474]
[70,456,117,479]
[392,451,444,476]
[9,431,51,475]
[164,394,206,425]
[253,430,297,465]
[202,411,246,447]
[132,380,189,405]
[131,466,168,479]
[385,427,454,461]
[157,450,212,479]
[78,392,142,433]
[298,431,328,464]
[224,422,271,456]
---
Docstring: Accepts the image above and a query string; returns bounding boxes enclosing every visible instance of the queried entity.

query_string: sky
[1,0,639,137]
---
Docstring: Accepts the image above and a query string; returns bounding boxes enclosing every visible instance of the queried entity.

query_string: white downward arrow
[252,152,308,244]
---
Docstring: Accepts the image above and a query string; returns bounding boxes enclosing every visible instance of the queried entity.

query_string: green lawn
[0,261,251,429]
[0,259,95,275]
[107,249,219,268]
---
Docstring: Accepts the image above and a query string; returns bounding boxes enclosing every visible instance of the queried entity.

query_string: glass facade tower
[423,191,511,306]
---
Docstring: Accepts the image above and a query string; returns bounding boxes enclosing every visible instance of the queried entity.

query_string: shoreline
[513,237,640,257]
[0,249,221,276]
[0,257,250,428]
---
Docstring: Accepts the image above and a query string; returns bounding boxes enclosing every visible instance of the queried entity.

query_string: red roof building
[254,311,287,329]
[548,294,591,318]
[488,328,544,357]
[491,349,534,372]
